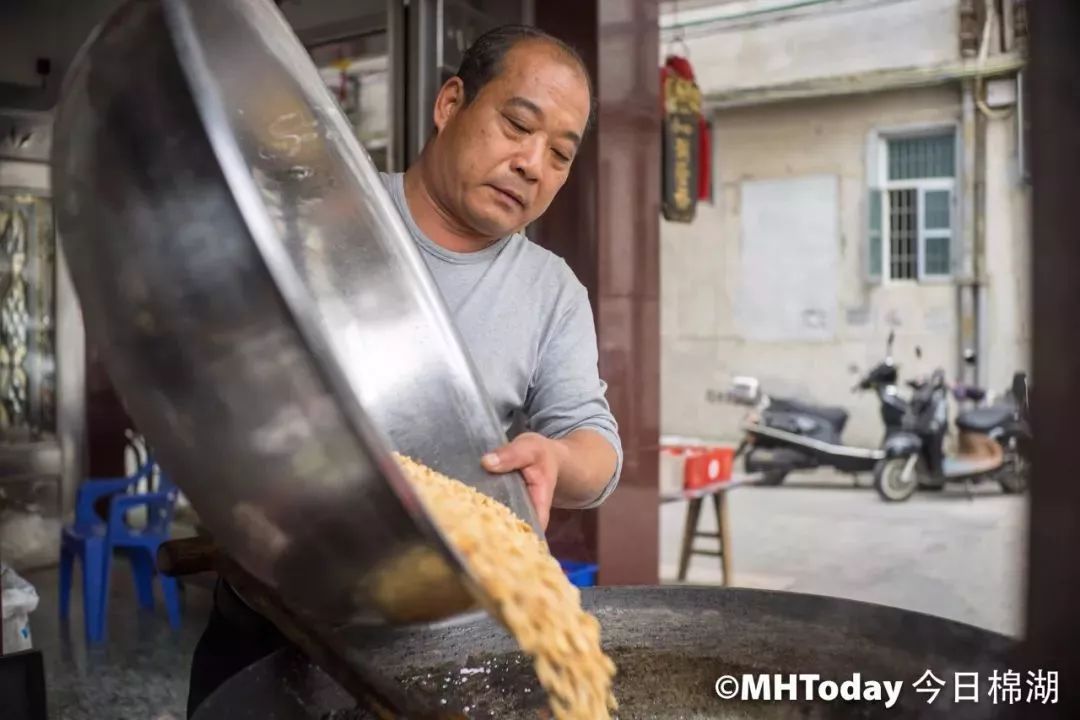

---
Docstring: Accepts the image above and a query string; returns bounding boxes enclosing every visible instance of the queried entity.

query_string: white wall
[661,0,960,97]
[0,160,49,191]
[662,86,967,447]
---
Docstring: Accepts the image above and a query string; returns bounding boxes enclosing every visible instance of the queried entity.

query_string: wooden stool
[661,475,759,586]
[678,488,732,583]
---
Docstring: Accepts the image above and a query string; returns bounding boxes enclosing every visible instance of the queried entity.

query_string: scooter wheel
[874,458,919,502]
[998,453,1029,494]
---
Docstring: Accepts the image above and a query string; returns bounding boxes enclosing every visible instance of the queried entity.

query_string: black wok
[193,586,1015,719]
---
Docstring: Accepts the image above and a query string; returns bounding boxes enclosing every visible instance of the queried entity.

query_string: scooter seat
[955,404,1014,433]
[768,396,849,431]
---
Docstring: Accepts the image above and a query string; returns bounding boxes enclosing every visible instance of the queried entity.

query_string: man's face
[430,41,591,239]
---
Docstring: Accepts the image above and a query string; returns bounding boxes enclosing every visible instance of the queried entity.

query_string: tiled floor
[22,563,213,720]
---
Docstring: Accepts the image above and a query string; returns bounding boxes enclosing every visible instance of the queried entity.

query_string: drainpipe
[973,0,1009,391]
[958,82,979,388]
[957,0,984,388]
[974,93,988,392]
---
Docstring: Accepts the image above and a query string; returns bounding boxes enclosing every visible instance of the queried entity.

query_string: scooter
[873,366,1031,502]
[721,332,909,486]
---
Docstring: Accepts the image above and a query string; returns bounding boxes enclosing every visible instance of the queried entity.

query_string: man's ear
[432,76,467,134]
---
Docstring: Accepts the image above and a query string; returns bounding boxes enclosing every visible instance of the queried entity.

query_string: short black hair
[454,25,596,132]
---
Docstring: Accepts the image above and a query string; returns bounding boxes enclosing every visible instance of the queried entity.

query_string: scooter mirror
[915,346,923,359]
[963,348,977,364]
[728,376,762,406]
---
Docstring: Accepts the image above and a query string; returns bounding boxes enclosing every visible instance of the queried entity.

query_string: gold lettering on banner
[673,135,692,210]
[662,72,703,223]
[664,75,703,115]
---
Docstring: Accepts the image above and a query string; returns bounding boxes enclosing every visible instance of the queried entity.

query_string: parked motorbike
[873,366,1031,502]
[722,333,909,486]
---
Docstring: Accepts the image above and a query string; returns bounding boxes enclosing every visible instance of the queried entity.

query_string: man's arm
[551,428,619,507]
[481,273,622,527]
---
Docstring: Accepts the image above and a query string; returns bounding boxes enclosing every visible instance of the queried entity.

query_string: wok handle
[157,537,460,719]
[217,554,460,720]
[157,536,220,577]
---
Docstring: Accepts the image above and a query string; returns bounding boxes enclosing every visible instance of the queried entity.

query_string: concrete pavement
[660,470,1028,637]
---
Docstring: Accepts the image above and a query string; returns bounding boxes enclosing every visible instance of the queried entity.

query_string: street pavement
[660,470,1027,637]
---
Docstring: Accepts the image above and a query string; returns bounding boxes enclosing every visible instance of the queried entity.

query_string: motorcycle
[873,365,1031,502]
[721,332,909,486]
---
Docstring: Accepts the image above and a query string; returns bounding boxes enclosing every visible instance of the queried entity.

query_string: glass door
[0,191,56,444]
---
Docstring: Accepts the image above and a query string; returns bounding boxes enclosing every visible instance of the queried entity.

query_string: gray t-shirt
[381,172,622,506]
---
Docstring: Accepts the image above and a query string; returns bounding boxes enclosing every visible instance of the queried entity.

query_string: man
[387,25,621,524]
[187,25,620,716]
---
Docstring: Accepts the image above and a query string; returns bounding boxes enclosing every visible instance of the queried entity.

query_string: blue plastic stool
[59,456,181,643]
[558,560,599,588]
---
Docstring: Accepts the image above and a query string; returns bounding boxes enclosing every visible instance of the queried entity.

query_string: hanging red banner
[660,55,710,222]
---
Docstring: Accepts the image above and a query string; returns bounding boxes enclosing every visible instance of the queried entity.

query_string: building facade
[660,0,1029,447]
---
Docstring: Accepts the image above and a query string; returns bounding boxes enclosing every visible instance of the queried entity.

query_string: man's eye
[553,150,572,163]
[504,116,529,133]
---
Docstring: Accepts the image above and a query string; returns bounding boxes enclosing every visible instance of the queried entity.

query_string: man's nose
[510,139,544,182]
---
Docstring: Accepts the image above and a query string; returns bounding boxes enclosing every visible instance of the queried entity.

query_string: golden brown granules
[394,453,618,720]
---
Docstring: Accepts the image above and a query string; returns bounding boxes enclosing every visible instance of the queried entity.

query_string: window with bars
[867,131,956,281]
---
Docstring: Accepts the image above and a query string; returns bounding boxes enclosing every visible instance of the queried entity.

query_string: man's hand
[482,432,564,529]
[481,429,618,530]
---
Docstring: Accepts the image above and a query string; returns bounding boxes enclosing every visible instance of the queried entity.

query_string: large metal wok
[52,0,539,626]
[192,586,1015,719]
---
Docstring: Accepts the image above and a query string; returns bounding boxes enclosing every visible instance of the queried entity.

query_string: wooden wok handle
[157,536,220,577]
